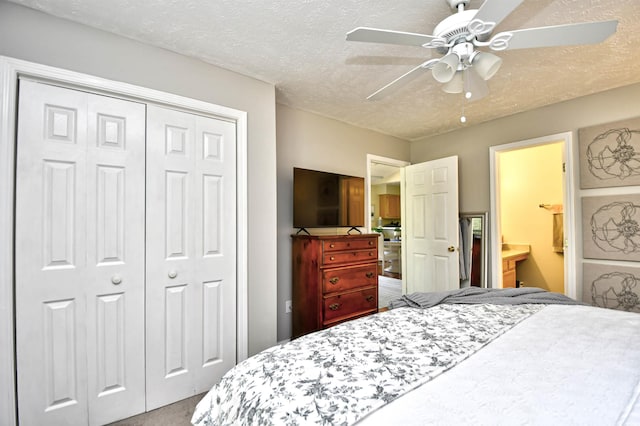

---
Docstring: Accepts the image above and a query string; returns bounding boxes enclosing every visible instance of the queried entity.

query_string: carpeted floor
[378,275,402,309]
[107,393,203,425]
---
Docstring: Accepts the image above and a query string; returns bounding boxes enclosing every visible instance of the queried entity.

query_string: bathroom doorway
[490,132,576,297]
[366,155,409,308]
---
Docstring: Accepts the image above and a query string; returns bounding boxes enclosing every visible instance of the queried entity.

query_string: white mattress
[358,304,640,425]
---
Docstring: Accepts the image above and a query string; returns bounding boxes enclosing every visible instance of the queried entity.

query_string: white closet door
[145,105,237,409]
[15,80,146,425]
[84,93,146,424]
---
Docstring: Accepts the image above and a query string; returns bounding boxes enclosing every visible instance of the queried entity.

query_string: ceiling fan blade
[469,0,525,35]
[490,20,618,51]
[347,27,439,47]
[367,59,438,100]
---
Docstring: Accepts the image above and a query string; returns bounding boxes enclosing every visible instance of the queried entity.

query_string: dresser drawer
[323,238,376,253]
[323,249,376,266]
[323,264,377,294]
[323,288,377,324]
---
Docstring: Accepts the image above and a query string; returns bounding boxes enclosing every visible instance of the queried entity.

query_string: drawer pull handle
[330,256,335,261]
[329,243,335,248]
[365,272,374,278]
[365,295,375,302]
[369,241,374,245]
[329,277,340,285]
[329,303,340,311]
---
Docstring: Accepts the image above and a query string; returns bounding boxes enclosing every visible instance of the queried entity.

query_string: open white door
[403,156,460,293]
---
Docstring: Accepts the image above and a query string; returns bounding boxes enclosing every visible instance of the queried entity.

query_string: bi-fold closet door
[15,79,237,425]
[145,104,237,410]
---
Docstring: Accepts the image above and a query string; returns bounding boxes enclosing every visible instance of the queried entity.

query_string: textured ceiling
[9,0,640,141]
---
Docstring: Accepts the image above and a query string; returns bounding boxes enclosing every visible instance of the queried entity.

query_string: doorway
[366,155,409,308]
[489,132,576,297]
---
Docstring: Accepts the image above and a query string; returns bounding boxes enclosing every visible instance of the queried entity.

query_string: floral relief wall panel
[582,194,640,261]
[579,116,640,189]
[583,262,640,312]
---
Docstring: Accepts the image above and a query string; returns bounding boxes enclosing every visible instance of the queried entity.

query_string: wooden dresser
[292,234,378,338]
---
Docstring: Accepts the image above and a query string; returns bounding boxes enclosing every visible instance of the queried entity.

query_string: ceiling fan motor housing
[432,9,489,53]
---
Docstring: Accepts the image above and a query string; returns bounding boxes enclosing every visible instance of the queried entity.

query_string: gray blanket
[389,287,582,309]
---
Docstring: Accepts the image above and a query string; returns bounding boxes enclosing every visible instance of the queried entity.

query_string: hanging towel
[552,213,564,253]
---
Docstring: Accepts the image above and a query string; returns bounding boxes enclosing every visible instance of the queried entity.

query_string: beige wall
[0,1,277,356]
[500,143,564,293]
[276,104,410,340]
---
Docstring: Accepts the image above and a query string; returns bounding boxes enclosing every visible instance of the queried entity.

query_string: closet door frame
[0,55,249,426]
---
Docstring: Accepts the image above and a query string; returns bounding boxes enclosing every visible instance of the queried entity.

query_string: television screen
[293,167,365,228]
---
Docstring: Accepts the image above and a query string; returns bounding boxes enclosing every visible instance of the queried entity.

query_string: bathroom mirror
[459,212,488,288]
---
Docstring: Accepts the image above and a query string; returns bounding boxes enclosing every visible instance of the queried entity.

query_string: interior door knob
[168,270,178,279]
[111,274,122,285]
[448,246,456,252]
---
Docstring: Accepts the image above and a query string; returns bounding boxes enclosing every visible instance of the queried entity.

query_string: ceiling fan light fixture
[463,68,489,101]
[442,71,463,93]
[471,51,503,80]
[432,52,460,83]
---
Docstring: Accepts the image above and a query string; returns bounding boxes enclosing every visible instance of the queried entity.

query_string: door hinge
[562,162,566,173]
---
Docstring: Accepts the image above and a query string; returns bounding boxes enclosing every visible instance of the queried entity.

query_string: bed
[192,287,640,425]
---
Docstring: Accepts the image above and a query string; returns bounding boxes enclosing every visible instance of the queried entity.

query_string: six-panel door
[15,80,146,425]
[145,105,237,410]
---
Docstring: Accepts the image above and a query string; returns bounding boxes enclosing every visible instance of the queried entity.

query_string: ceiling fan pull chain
[460,94,467,124]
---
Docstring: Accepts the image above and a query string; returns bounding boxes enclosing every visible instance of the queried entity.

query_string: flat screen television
[293,167,365,229]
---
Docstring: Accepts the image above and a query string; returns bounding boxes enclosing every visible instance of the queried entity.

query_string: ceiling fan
[346,0,618,102]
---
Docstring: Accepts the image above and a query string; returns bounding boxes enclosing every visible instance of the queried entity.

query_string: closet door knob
[168,270,178,279]
[111,274,122,285]
[448,246,456,252]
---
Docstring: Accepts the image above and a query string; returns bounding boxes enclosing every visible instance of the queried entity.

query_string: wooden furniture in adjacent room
[501,244,530,288]
[379,194,400,219]
[292,234,378,338]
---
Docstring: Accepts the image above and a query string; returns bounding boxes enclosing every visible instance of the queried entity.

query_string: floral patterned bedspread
[192,304,543,426]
